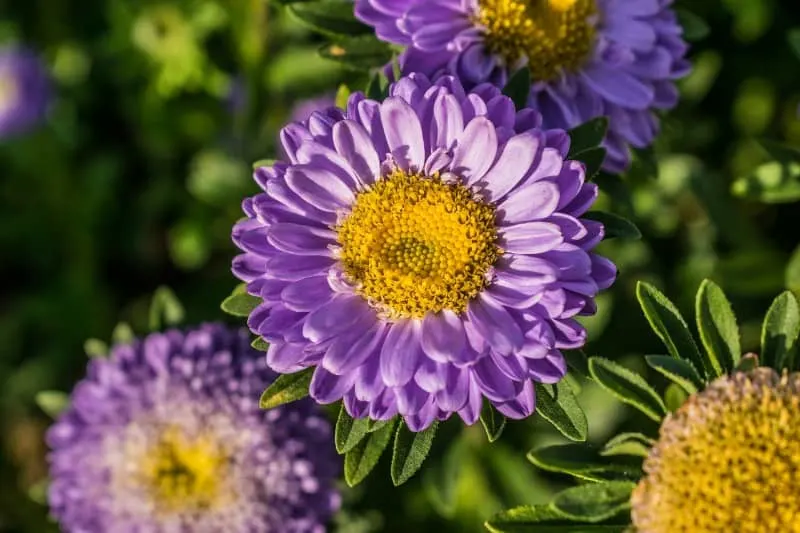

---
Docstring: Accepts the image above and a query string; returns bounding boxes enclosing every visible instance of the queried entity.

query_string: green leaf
[423,438,465,517]
[486,505,629,532]
[289,1,372,37]
[111,322,135,345]
[564,350,590,378]
[695,279,741,373]
[251,337,269,351]
[583,211,641,240]
[572,147,606,180]
[335,84,351,109]
[636,281,711,377]
[568,117,608,157]
[644,355,704,394]
[676,9,710,41]
[252,159,276,169]
[320,36,394,71]
[480,402,507,442]
[601,433,654,458]
[345,418,397,486]
[535,381,588,442]
[551,482,635,523]
[36,391,69,419]
[366,71,389,101]
[527,444,642,483]
[761,291,800,370]
[391,421,439,486]
[149,286,185,331]
[788,28,800,61]
[735,352,760,372]
[502,68,531,111]
[27,478,48,505]
[84,338,108,358]
[221,284,261,317]
[335,405,371,454]
[786,244,800,296]
[588,357,667,422]
[664,383,689,412]
[259,368,314,409]
[592,172,634,214]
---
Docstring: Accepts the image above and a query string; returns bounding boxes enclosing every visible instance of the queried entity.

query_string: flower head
[47,324,340,532]
[232,74,615,432]
[355,0,690,172]
[0,47,49,138]
[632,368,800,533]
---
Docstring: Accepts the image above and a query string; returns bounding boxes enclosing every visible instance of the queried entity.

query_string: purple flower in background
[355,0,690,172]
[290,95,336,123]
[232,74,615,432]
[47,324,340,533]
[0,46,49,138]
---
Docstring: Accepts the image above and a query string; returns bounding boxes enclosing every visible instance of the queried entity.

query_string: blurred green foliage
[1,0,800,532]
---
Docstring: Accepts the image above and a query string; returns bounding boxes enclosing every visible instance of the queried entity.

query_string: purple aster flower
[354,0,691,173]
[47,324,340,533]
[232,74,615,432]
[0,46,49,138]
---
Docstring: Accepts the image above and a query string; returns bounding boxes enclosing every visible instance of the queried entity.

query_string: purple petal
[303,296,374,343]
[310,366,354,404]
[420,310,467,364]
[380,96,425,170]
[380,320,423,387]
[500,222,564,254]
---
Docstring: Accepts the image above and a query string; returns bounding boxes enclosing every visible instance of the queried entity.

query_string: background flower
[232,74,615,432]
[355,0,691,172]
[47,324,340,532]
[0,46,49,138]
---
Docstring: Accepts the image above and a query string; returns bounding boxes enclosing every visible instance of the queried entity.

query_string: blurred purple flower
[290,95,336,124]
[232,74,615,432]
[0,46,49,138]
[47,324,340,533]
[354,0,691,172]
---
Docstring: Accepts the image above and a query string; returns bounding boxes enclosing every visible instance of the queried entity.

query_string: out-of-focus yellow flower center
[476,0,597,81]
[139,427,229,514]
[337,170,501,318]
[632,368,800,533]
[0,72,18,112]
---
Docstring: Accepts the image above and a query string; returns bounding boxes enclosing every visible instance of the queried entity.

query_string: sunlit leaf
[259,368,313,409]
[391,421,439,486]
[588,357,667,422]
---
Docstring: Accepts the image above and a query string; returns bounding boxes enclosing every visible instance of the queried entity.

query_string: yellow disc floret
[476,0,598,81]
[139,426,230,515]
[632,368,800,533]
[336,169,501,319]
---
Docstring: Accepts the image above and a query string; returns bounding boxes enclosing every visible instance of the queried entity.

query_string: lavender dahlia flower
[47,324,339,532]
[0,47,49,138]
[355,0,690,172]
[233,74,615,432]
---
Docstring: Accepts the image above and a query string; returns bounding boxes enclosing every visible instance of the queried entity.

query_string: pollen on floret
[475,0,597,80]
[632,368,800,533]
[336,169,501,319]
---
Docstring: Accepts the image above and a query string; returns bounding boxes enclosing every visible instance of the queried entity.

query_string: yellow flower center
[476,0,598,81]
[139,427,230,515]
[336,169,501,319]
[632,369,800,533]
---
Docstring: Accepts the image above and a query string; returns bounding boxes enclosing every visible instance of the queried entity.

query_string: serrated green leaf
[84,338,108,358]
[320,36,394,71]
[551,482,635,523]
[636,282,711,377]
[259,368,313,409]
[695,279,741,373]
[583,211,641,240]
[535,381,588,442]
[601,433,654,458]
[676,9,710,41]
[345,418,397,487]
[568,117,608,157]
[289,1,372,37]
[36,391,69,419]
[368,418,391,433]
[480,402,507,442]
[664,383,689,412]
[221,284,261,317]
[761,291,800,370]
[423,437,465,517]
[645,355,703,394]
[391,421,439,486]
[486,504,629,532]
[527,444,642,483]
[564,350,590,378]
[588,357,667,421]
[251,337,269,351]
[502,68,531,110]
[335,405,371,454]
